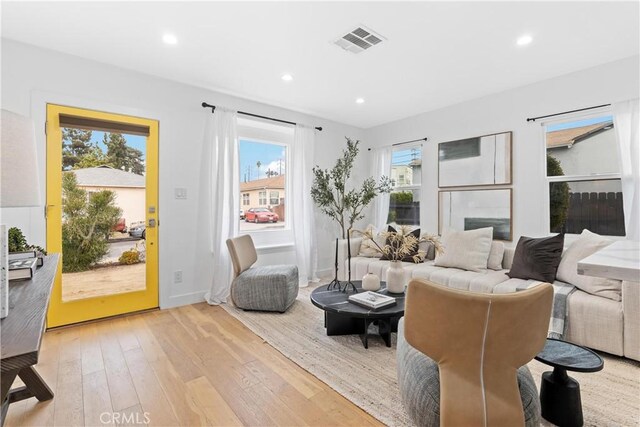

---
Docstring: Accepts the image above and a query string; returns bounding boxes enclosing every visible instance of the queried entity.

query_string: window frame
[542,108,624,237]
[237,118,294,248]
[388,143,423,227]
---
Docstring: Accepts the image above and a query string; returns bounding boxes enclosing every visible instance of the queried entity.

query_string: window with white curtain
[545,112,625,236]
[388,145,422,226]
[237,118,294,245]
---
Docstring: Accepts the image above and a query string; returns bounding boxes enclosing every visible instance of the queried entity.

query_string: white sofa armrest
[336,237,362,281]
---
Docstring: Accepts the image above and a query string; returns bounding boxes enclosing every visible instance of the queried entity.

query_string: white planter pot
[386,260,405,294]
[362,273,381,291]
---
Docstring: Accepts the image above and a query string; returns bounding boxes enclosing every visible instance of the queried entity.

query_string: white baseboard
[161,290,207,309]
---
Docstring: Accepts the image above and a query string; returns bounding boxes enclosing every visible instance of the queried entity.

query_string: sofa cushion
[507,234,564,283]
[556,230,622,301]
[565,289,624,356]
[434,227,493,272]
[487,241,505,270]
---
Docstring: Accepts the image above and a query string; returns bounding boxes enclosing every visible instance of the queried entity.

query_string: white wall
[363,55,639,245]
[0,39,365,308]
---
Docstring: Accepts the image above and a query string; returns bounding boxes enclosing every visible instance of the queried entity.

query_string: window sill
[255,243,294,252]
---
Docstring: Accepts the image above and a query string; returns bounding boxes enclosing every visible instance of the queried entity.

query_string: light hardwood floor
[5,304,382,427]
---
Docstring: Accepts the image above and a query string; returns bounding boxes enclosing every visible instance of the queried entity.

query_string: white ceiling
[2,1,639,128]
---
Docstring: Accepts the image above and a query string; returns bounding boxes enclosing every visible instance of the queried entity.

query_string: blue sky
[546,115,613,132]
[239,139,286,182]
[90,131,146,159]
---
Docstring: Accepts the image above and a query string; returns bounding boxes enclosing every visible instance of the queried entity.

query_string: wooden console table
[1,254,58,426]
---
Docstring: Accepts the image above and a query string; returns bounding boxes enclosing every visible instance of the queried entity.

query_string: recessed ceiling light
[516,35,533,46]
[281,74,293,82]
[163,33,178,45]
[356,98,365,104]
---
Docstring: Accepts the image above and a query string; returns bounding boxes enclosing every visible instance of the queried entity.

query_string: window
[388,146,422,226]
[258,191,267,206]
[270,191,280,205]
[545,114,625,236]
[237,118,290,234]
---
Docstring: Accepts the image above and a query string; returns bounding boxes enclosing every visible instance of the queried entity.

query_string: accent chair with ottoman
[226,235,299,313]
[397,279,553,427]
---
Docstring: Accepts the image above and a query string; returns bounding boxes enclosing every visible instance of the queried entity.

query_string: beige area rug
[222,284,640,426]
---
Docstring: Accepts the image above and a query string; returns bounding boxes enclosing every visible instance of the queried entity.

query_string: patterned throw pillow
[380,226,425,263]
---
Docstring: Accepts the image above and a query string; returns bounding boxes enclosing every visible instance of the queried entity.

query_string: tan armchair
[399,279,553,426]
[226,235,299,313]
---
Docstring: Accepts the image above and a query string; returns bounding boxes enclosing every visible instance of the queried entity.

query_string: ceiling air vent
[334,26,385,54]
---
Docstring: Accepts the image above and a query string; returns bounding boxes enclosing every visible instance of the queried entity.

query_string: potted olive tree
[311,137,392,238]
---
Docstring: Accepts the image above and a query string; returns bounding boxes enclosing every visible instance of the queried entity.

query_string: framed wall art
[438,131,512,188]
[439,188,512,241]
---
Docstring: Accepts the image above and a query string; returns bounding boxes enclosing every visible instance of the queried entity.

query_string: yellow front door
[46,104,159,327]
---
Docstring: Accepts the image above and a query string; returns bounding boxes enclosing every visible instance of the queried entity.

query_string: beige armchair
[398,279,553,426]
[226,235,299,313]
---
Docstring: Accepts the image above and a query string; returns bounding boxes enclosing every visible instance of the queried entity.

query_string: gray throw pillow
[507,234,564,283]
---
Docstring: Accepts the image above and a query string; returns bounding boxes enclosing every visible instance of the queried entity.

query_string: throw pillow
[487,241,505,270]
[434,227,493,272]
[357,224,386,258]
[556,230,622,301]
[381,225,424,263]
[507,234,565,283]
[419,241,436,260]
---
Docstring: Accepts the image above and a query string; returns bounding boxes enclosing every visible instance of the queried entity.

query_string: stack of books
[8,251,39,281]
[349,291,396,310]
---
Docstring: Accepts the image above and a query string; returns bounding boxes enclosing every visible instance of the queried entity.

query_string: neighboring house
[240,175,285,210]
[391,159,421,187]
[547,121,618,191]
[391,165,413,186]
[72,166,145,226]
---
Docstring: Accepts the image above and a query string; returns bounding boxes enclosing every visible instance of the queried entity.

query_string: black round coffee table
[310,281,405,349]
[535,338,604,427]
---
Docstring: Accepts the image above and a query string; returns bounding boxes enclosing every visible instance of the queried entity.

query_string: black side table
[534,338,604,427]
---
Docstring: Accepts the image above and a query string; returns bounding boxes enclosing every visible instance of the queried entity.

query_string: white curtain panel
[291,125,318,287]
[197,108,239,304]
[613,99,640,241]
[371,146,393,230]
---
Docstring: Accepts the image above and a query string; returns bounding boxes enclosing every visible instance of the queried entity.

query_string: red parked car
[112,218,127,233]
[244,208,279,223]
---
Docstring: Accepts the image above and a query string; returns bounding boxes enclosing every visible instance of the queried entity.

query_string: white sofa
[337,237,640,361]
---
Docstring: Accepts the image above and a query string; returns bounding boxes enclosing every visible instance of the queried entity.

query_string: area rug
[222,284,640,426]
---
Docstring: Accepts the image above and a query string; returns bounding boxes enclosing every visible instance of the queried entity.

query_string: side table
[534,338,604,427]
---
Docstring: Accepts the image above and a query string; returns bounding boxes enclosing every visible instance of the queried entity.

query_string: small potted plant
[8,227,47,266]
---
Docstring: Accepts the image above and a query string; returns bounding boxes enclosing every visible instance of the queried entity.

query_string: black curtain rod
[367,137,427,151]
[201,102,322,131]
[526,104,611,122]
